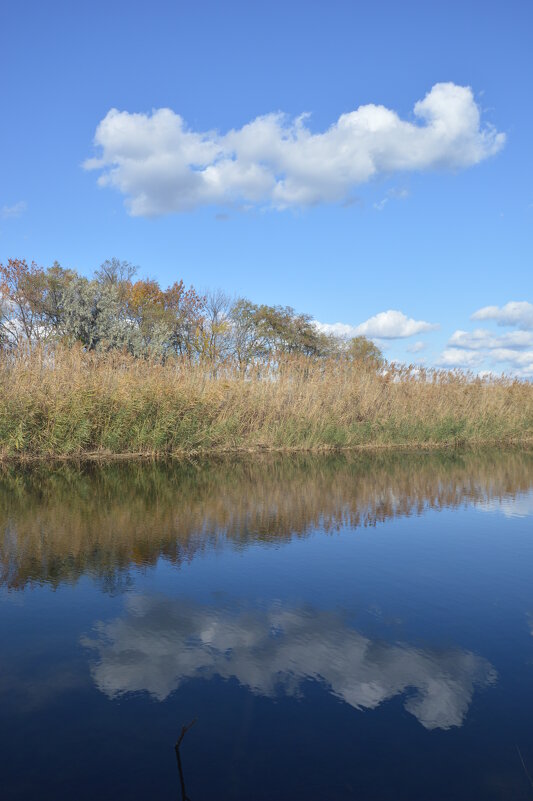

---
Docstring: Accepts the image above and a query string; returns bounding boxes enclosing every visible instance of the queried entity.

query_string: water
[1,450,533,800]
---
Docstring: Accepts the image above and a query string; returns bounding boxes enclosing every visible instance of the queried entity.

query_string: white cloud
[449,328,533,350]
[84,82,505,216]
[317,309,533,376]
[0,200,27,219]
[83,596,496,731]
[354,310,439,339]
[443,351,533,377]
[489,348,533,368]
[407,341,426,354]
[442,323,533,377]
[436,348,485,369]
[315,311,438,341]
[314,321,360,338]
[471,302,533,330]
[434,306,533,376]
[374,187,410,211]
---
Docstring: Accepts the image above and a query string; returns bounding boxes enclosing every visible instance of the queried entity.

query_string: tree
[347,336,384,370]
[59,275,134,351]
[95,257,137,289]
[1,256,382,375]
[125,278,169,357]
[163,280,206,359]
[199,289,233,362]
[228,299,334,368]
[229,298,267,369]
[32,263,77,339]
[0,258,51,348]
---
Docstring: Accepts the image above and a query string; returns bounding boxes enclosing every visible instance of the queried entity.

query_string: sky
[1,0,532,375]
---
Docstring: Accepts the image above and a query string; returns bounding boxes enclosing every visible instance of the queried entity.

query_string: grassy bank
[0,347,532,458]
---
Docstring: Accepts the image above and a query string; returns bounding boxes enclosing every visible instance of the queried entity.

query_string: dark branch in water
[175,719,197,801]
[516,745,533,793]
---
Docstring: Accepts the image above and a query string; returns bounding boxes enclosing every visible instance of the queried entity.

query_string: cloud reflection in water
[476,492,533,519]
[83,597,496,731]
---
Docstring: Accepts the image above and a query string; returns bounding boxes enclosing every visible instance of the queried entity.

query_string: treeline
[1,257,531,458]
[0,257,383,368]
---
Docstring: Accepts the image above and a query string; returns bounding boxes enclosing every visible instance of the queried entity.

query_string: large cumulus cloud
[84,83,504,216]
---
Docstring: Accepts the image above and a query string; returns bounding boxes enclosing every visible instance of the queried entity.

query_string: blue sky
[1,0,532,374]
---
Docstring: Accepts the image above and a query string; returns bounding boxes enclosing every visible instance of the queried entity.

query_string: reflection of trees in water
[1,449,532,589]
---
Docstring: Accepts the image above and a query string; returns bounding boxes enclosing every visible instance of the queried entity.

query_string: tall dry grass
[0,346,531,457]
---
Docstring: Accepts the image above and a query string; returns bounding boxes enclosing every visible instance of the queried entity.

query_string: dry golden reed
[0,346,531,457]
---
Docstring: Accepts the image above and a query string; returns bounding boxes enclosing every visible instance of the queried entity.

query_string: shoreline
[2,436,532,464]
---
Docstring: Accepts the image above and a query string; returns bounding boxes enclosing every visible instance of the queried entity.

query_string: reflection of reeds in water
[1,450,532,589]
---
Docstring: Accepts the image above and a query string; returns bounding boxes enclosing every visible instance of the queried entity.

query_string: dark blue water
[1,452,533,800]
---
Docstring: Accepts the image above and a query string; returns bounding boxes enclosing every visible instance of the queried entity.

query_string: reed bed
[0,346,531,457]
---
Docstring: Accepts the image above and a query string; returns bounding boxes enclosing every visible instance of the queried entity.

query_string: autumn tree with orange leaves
[0,256,383,368]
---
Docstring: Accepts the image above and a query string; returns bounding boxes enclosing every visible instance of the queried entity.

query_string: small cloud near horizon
[437,300,533,377]
[356,310,439,339]
[315,310,439,340]
[316,302,532,378]
[471,301,533,330]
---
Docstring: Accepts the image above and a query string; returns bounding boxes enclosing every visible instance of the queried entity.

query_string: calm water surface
[1,451,533,800]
